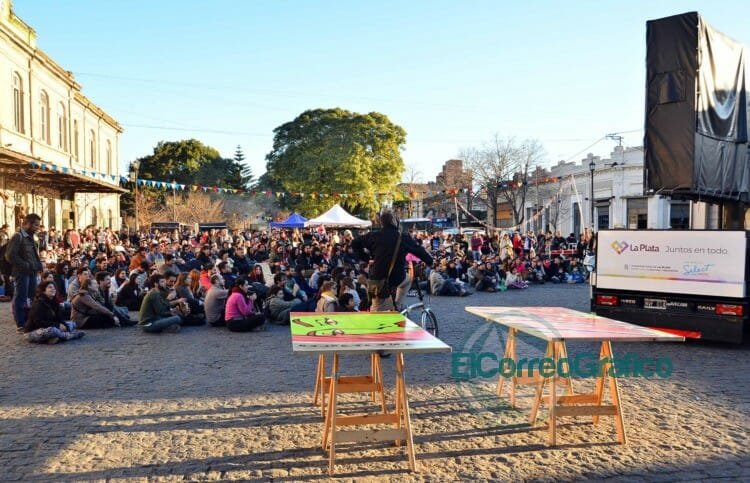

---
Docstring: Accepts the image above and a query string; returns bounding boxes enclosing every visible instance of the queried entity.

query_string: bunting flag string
[24,159,569,201]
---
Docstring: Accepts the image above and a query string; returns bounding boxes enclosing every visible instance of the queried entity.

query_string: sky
[13,0,750,183]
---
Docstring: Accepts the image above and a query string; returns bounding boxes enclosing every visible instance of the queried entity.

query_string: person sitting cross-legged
[266,285,303,325]
[94,271,136,326]
[138,273,183,333]
[225,278,265,332]
[24,281,85,344]
[71,278,121,329]
[204,274,229,327]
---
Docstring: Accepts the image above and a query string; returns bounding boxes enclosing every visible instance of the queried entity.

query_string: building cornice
[31,48,80,90]
[74,92,123,133]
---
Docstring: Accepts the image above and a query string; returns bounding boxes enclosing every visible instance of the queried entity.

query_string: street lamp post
[589,160,596,230]
[172,179,177,222]
[131,160,140,234]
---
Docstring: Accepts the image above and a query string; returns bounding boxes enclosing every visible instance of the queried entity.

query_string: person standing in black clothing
[351,212,433,311]
[5,213,43,330]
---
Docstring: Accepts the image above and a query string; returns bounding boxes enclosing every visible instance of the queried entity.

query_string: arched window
[73,120,79,159]
[12,73,24,133]
[39,90,50,143]
[89,129,96,168]
[105,140,112,174]
[57,102,67,150]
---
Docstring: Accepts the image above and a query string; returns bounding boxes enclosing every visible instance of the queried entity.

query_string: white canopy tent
[304,204,372,228]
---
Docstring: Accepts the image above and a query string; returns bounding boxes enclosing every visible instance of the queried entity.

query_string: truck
[591,230,748,343]
[591,12,750,343]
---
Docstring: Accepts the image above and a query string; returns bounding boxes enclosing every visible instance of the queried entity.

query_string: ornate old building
[0,1,124,231]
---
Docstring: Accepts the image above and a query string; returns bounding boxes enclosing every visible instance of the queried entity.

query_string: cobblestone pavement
[1,284,749,482]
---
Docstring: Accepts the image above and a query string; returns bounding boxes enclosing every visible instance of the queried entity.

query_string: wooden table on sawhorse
[466,306,683,446]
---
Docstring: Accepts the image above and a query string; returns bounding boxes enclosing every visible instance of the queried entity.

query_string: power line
[562,137,606,163]
[121,123,270,137]
[73,71,485,112]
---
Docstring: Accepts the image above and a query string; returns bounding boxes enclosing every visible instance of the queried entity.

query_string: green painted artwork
[291,313,408,337]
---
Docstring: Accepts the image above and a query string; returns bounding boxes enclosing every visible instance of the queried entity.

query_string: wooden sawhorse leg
[323,352,417,476]
[496,328,517,406]
[315,353,388,418]
[531,340,627,446]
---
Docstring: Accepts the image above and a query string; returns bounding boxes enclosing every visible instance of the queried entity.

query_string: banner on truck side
[596,231,747,298]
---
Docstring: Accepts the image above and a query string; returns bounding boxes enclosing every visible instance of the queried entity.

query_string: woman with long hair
[175,271,205,318]
[188,269,203,299]
[315,280,338,313]
[247,264,266,285]
[24,281,85,343]
[116,272,142,311]
[112,268,128,298]
[224,278,265,332]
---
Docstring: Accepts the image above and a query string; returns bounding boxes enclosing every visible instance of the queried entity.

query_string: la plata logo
[611,240,629,254]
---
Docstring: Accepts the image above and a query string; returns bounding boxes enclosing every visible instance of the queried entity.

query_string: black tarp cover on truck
[645,12,750,202]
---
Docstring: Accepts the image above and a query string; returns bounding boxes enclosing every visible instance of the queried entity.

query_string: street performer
[351,212,433,312]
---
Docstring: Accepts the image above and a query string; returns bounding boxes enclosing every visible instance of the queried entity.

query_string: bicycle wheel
[421,309,438,337]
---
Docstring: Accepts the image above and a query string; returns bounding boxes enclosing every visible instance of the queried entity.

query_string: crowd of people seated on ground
[1,221,595,345]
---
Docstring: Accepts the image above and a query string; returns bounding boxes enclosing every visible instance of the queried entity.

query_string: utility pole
[535,167,540,232]
[131,160,140,234]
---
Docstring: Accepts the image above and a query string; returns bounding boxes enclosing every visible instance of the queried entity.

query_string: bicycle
[400,274,439,337]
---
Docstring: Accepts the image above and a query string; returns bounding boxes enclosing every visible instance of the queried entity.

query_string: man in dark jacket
[352,212,433,311]
[139,274,183,333]
[5,213,43,330]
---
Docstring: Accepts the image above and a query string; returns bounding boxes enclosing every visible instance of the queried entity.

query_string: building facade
[0,1,123,232]
[419,159,473,221]
[520,146,724,236]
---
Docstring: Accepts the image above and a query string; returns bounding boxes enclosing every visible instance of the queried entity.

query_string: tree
[396,163,425,218]
[459,135,544,227]
[122,139,247,223]
[121,191,165,231]
[131,139,246,190]
[265,108,407,217]
[162,192,225,226]
[235,145,255,190]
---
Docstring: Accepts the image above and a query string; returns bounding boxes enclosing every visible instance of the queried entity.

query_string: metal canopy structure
[0,151,127,195]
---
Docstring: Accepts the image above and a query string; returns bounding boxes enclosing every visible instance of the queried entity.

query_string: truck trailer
[591,230,748,343]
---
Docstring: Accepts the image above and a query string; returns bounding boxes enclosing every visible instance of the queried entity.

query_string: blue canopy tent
[269,212,308,229]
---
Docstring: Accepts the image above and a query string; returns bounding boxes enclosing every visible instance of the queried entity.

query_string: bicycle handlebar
[400,302,425,314]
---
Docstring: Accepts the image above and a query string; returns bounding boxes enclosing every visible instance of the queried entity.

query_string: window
[105,140,112,175]
[91,207,97,226]
[627,198,648,229]
[73,120,79,159]
[670,202,690,230]
[596,201,610,230]
[89,129,96,168]
[57,102,67,150]
[12,73,24,133]
[107,209,113,229]
[39,90,50,143]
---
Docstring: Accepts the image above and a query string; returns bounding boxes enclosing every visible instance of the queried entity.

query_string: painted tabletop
[290,312,452,354]
[465,306,685,342]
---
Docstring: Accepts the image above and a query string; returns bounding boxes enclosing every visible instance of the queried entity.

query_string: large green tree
[132,139,245,190]
[265,108,407,216]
